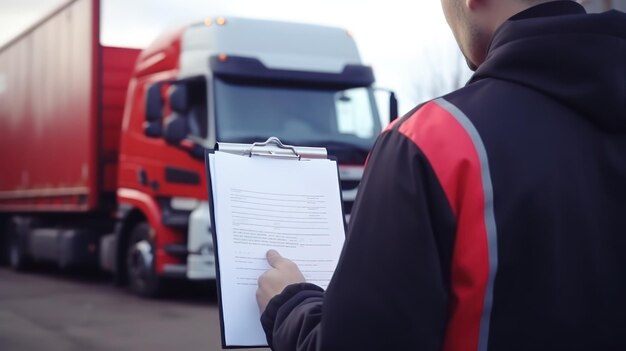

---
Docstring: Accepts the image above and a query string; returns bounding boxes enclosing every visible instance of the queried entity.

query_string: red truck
[0,0,396,297]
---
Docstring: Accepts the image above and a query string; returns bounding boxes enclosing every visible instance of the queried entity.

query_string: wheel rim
[127,240,153,291]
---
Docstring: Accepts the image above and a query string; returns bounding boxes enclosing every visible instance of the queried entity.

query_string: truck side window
[334,88,375,139]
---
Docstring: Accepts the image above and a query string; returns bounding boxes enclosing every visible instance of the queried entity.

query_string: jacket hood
[470,1,626,132]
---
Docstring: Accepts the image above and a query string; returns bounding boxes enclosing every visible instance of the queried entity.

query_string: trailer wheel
[9,238,29,271]
[8,219,30,271]
[0,217,8,265]
[126,222,163,298]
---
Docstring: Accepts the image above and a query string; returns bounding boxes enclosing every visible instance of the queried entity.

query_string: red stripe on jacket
[398,101,490,351]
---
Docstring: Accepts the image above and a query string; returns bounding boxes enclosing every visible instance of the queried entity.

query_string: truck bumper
[187,253,216,279]
[186,202,216,280]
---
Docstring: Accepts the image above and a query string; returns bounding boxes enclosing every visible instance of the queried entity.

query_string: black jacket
[261,2,626,350]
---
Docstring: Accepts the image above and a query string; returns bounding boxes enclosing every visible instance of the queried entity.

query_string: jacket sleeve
[261,128,457,351]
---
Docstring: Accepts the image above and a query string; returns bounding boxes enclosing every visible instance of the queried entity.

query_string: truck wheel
[126,222,163,297]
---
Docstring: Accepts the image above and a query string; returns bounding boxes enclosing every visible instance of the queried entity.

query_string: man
[256,0,626,350]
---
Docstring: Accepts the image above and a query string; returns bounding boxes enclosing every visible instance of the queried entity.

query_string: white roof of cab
[180,17,362,75]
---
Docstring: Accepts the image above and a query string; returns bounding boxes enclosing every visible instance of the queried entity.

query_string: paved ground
[0,267,269,351]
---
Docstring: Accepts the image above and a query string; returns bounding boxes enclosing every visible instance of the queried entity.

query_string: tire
[0,217,8,265]
[8,218,30,271]
[126,222,163,298]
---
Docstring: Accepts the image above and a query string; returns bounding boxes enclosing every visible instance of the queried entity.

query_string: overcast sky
[0,0,473,114]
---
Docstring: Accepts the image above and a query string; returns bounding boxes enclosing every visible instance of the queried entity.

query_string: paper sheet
[209,151,346,347]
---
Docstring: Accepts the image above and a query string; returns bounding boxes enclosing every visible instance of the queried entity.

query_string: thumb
[266,249,283,268]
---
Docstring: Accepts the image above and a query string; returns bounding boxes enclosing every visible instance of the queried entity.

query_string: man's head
[441,0,564,70]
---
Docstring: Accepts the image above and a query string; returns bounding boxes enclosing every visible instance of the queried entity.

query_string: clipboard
[205,137,347,349]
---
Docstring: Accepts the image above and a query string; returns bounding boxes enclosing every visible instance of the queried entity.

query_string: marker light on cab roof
[203,17,212,26]
[218,53,228,62]
[216,17,227,26]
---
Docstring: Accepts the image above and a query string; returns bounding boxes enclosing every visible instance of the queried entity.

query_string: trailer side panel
[0,0,98,212]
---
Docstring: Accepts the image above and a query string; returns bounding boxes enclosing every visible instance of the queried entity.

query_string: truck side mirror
[144,122,162,138]
[145,83,164,121]
[389,91,399,123]
[163,113,190,145]
[145,83,164,138]
[374,88,400,124]
[169,84,189,113]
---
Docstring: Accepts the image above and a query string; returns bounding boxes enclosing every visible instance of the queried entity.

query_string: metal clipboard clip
[248,137,301,159]
[216,137,327,160]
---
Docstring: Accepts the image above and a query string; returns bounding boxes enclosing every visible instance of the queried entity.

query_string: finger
[266,249,282,268]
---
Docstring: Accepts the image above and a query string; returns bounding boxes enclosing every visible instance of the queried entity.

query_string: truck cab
[115,17,386,295]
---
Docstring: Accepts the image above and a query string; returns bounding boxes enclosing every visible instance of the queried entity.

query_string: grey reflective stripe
[435,97,499,351]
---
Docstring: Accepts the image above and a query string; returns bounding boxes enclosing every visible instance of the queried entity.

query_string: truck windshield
[214,78,382,151]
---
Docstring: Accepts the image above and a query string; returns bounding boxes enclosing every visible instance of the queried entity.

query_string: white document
[209,151,346,347]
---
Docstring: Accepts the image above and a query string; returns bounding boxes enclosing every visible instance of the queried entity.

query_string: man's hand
[256,249,305,314]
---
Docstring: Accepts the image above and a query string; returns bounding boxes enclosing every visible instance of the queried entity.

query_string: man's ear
[466,0,486,11]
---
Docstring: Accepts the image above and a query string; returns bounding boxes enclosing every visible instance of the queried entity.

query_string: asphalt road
[0,267,269,351]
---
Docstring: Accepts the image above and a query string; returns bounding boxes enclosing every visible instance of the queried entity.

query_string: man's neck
[488,1,540,34]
